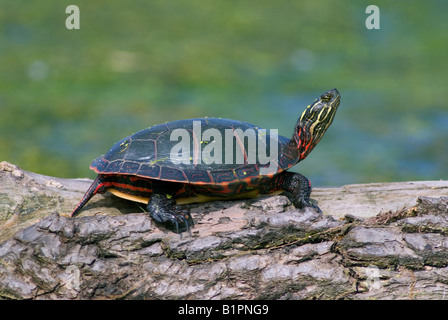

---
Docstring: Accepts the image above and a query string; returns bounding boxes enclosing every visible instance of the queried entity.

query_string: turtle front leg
[147,193,194,234]
[278,172,322,213]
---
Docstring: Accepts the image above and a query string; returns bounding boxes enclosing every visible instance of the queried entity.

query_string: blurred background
[1,0,447,186]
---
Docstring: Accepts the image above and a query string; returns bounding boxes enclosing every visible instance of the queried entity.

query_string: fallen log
[0,161,447,299]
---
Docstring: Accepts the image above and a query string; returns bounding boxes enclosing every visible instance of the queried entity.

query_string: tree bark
[0,161,447,299]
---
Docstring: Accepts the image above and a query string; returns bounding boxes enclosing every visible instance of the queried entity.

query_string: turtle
[71,88,341,233]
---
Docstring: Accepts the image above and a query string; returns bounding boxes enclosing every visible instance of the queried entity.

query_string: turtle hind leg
[147,193,194,234]
[277,171,322,213]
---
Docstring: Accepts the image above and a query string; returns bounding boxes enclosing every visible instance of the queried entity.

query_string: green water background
[1,1,447,186]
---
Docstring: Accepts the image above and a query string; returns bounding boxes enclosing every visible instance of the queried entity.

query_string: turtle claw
[308,203,323,214]
[171,209,194,236]
[294,199,322,214]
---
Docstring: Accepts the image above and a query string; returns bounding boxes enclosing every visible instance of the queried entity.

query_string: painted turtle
[72,88,341,233]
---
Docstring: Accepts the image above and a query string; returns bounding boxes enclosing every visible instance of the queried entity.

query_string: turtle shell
[90,118,299,185]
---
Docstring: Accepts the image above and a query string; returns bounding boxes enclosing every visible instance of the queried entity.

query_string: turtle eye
[321,94,332,102]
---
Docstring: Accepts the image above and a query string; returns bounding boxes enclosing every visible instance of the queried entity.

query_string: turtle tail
[71,175,104,217]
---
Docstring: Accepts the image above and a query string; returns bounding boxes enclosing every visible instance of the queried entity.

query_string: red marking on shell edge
[160,167,188,182]
[207,171,215,183]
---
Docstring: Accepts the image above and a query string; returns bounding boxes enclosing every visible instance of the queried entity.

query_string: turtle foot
[303,202,323,214]
[147,194,194,234]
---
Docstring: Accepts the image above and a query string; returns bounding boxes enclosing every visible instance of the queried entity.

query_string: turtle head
[293,88,340,161]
